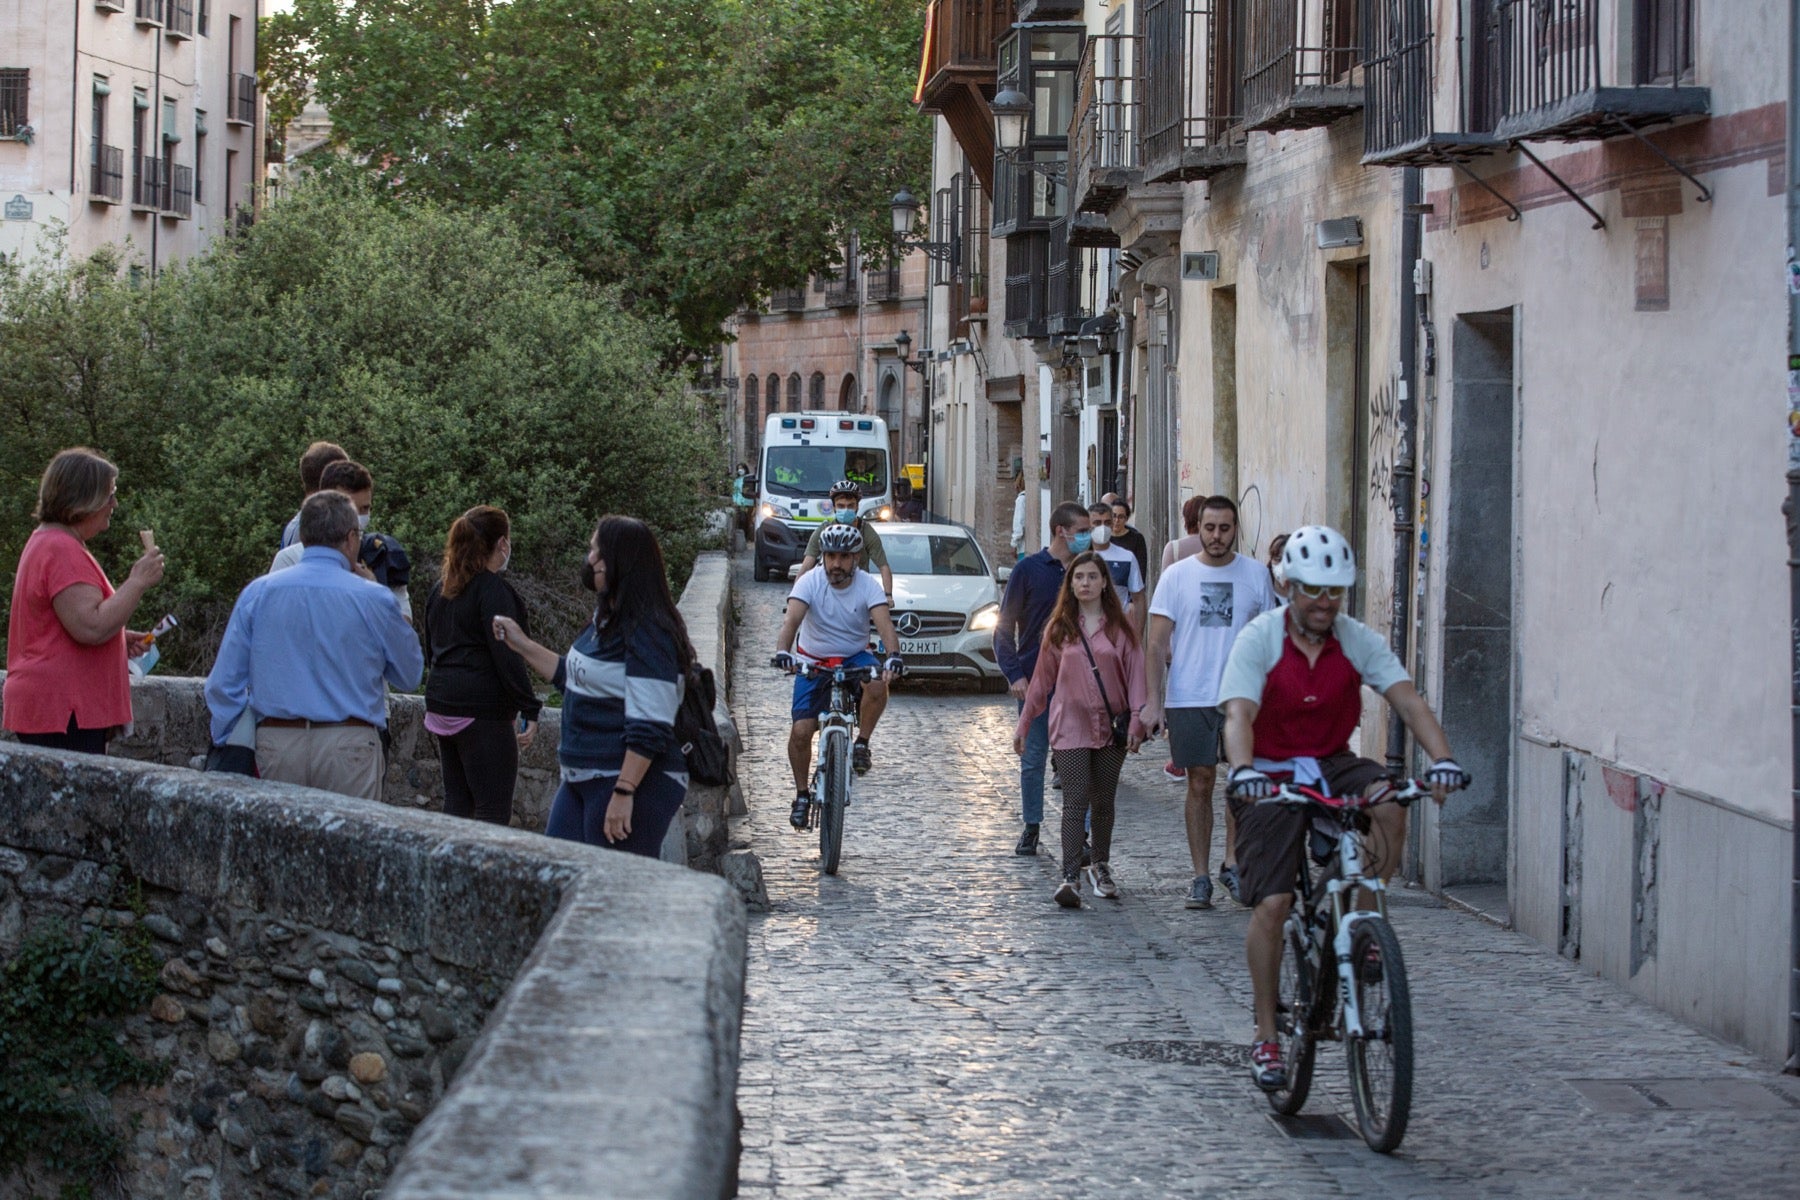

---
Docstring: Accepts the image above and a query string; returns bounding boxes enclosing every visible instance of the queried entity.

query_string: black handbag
[1076,628,1132,749]
[673,660,735,787]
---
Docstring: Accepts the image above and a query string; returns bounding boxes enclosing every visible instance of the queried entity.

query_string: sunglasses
[1295,583,1348,601]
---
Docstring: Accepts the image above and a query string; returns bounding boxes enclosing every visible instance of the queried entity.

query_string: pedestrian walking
[1015,551,1146,907]
[1106,499,1150,582]
[1139,496,1277,909]
[1010,474,1027,560]
[1266,532,1291,602]
[994,500,1092,855]
[491,516,692,857]
[206,491,424,800]
[1161,495,1207,569]
[1088,501,1146,633]
[279,441,348,549]
[423,506,542,825]
[3,448,165,755]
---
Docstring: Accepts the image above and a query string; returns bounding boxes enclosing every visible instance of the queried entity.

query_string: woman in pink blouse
[3,448,164,754]
[1014,551,1146,908]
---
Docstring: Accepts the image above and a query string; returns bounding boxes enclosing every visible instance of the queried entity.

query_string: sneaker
[1085,862,1119,900]
[1162,761,1185,782]
[1014,824,1040,856]
[1053,879,1081,908]
[852,740,872,775]
[1219,863,1243,905]
[1250,1040,1287,1091]
[788,795,810,831]
[1184,875,1214,910]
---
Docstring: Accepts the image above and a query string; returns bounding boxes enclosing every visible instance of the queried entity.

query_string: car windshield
[883,533,990,577]
[763,446,888,498]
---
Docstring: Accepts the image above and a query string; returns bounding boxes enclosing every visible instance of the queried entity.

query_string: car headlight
[757,503,776,521]
[877,505,894,521]
[968,602,999,632]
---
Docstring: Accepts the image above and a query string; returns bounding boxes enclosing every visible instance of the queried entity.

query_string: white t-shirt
[1095,543,1143,608]
[789,565,889,661]
[1148,552,1276,707]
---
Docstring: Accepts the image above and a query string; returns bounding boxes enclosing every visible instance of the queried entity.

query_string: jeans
[1016,699,1050,827]
[546,769,688,858]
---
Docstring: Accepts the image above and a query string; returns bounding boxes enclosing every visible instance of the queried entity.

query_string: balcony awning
[912,3,936,107]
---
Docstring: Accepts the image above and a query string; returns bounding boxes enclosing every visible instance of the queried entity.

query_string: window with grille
[0,69,28,137]
[1635,0,1694,84]
[744,376,760,454]
[809,373,826,410]
[786,374,802,412]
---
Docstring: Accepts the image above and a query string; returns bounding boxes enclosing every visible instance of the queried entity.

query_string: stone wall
[0,745,746,1198]
[0,550,744,874]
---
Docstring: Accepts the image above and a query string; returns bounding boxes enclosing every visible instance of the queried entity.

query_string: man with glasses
[1141,496,1276,909]
[1217,524,1466,1090]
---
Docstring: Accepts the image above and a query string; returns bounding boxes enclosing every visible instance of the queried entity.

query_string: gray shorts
[1166,706,1224,769]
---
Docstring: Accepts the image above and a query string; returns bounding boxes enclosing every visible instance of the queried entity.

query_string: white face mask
[500,547,511,572]
[1091,525,1112,547]
[356,513,370,532]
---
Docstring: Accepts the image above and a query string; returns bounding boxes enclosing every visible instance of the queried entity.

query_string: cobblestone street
[728,559,1800,1197]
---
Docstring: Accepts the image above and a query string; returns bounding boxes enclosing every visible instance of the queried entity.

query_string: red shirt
[1249,633,1364,761]
[3,528,132,734]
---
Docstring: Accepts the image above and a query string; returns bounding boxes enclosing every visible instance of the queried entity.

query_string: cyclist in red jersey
[1216,525,1467,1091]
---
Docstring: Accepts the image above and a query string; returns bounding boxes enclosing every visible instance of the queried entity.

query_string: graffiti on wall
[1368,373,1402,509]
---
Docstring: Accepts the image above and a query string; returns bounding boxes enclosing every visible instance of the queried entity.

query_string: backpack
[674,659,734,786]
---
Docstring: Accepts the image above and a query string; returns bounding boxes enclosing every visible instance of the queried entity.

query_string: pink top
[1016,621,1148,751]
[3,527,132,734]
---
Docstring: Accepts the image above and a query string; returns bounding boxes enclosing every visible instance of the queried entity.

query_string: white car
[874,522,1009,689]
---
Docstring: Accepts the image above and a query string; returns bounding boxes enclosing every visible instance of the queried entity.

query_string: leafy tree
[265,0,931,349]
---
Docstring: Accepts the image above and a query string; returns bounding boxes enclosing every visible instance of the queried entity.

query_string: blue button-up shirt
[205,547,423,744]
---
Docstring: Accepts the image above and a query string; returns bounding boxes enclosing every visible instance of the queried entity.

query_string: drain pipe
[1386,166,1422,777]
[1785,0,1800,1076]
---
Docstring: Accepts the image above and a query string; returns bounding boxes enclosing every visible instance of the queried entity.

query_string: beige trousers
[256,724,383,801]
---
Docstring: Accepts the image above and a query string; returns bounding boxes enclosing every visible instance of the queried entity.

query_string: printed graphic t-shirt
[1147,551,1276,707]
[1095,543,1144,608]
[788,566,889,661]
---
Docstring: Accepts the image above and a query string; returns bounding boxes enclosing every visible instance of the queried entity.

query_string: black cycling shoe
[852,739,872,775]
[789,795,810,831]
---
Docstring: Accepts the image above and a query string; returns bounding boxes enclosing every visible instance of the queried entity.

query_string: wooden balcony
[915,0,1012,191]
[1242,0,1362,132]
[1139,0,1248,184]
[1070,35,1141,218]
[1489,0,1707,143]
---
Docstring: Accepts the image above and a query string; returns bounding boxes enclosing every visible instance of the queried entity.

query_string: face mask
[833,508,857,524]
[579,559,596,591]
[500,547,511,573]
[1069,532,1093,554]
[1091,526,1112,547]
[356,513,371,532]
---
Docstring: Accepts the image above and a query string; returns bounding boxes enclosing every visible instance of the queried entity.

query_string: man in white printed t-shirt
[1140,495,1277,910]
[1088,501,1146,635]
[772,522,905,831]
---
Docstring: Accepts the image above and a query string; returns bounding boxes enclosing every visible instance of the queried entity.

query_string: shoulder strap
[1076,628,1118,721]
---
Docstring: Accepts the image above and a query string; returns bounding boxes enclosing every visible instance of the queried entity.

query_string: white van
[745,411,892,582]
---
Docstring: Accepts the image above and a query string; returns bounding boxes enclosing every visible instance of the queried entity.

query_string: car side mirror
[996,566,1013,585]
[742,475,759,498]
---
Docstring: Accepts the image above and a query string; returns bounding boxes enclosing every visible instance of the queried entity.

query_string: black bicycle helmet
[817,523,865,555]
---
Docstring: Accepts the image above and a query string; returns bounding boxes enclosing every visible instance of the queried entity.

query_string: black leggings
[1052,744,1127,880]
[17,713,109,756]
[437,718,519,825]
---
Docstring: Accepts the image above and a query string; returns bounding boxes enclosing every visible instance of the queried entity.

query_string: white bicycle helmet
[1278,524,1356,588]
[828,480,861,503]
[817,523,865,555]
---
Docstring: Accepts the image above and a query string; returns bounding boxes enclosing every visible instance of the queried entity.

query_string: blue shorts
[791,650,880,721]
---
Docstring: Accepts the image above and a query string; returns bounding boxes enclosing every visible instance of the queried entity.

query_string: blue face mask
[1069,531,1093,554]
[833,508,857,524]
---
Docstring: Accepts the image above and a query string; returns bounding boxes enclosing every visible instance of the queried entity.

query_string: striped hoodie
[553,617,686,773]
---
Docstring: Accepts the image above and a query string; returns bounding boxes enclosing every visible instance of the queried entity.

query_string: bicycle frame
[795,663,877,805]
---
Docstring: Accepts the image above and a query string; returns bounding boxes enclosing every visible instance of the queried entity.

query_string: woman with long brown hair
[1013,550,1147,907]
[423,506,541,824]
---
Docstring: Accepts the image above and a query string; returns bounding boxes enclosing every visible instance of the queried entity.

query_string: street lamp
[889,188,957,263]
[989,87,1066,182]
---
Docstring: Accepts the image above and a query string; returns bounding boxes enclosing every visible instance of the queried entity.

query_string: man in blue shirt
[993,500,1091,855]
[207,491,423,801]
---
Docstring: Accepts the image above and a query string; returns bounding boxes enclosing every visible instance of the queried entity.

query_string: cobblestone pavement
[728,559,1800,1198]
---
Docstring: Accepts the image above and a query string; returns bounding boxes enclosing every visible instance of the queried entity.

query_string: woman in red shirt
[4,448,165,754]
[1014,551,1147,908]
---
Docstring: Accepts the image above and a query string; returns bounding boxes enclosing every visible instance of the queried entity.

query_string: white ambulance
[745,411,893,582]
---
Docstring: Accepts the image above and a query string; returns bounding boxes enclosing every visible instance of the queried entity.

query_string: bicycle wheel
[818,732,848,875]
[1345,915,1413,1153]
[1267,919,1320,1115]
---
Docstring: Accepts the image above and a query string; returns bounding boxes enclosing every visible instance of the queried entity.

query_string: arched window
[786,373,802,412]
[743,376,760,457]
[809,372,826,410]
[767,374,781,417]
[839,374,857,411]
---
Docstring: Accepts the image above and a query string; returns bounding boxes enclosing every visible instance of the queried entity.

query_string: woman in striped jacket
[493,516,693,857]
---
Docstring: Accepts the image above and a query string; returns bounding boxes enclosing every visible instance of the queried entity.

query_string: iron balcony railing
[822,271,859,309]
[231,73,257,125]
[1490,0,1707,142]
[866,263,904,303]
[133,154,163,207]
[767,287,807,313]
[1071,34,1141,215]
[1361,0,1502,166]
[90,145,125,203]
[1242,0,1362,131]
[165,163,193,217]
[1139,0,1248,183]
[164,0,193,37]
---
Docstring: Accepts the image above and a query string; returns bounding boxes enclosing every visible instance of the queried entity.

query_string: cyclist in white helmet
[774,521,905,830]
[1216,524,1468,1092]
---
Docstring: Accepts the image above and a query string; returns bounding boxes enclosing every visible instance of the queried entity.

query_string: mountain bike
[1261,777,1461,1153]
[779,660,880,875]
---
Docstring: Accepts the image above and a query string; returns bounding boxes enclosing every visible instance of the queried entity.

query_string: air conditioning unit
[1180,251,1219,282]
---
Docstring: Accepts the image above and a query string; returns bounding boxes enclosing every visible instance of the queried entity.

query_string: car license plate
[900,639,940,656]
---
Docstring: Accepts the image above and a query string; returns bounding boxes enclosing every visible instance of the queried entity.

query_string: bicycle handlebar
[1255,778,1463,810]
[771,657,882,683]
